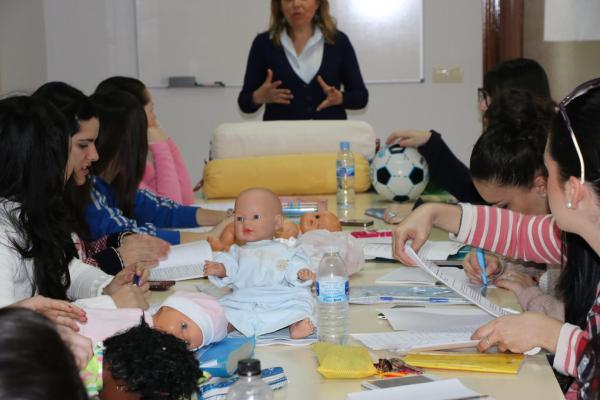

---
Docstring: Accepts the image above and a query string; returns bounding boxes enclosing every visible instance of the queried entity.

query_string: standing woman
[238,0,368,120]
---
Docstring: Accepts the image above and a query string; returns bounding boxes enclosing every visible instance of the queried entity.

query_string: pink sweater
[140,138,194,205]
[455,203,598,398]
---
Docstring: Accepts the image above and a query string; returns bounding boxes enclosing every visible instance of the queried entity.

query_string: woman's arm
[166,138,195,205]
[143,139,183,203]
[238,35,268,113]
[339,33,368,110]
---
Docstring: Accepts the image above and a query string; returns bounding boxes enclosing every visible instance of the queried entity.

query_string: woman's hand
[104,265,150,309]
[462,249,503,284]
[316,75,343,111]
[252,68,294,105]
[472,312,563,353]
[495,271,537,296]
[148,126,169,144]
[118,234,170,270]
[56,326,93,369]
[12,295,87,331]
[385,130,432,148]
[384,203,413,224]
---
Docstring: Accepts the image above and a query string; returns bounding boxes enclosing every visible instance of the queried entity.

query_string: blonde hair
[269,0,337,47]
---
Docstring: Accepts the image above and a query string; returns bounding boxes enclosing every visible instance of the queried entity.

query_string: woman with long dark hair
[86,89,229,245]
[0,95,148,309]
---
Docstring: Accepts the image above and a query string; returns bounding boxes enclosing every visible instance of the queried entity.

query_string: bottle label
[316,279,349,303]
[336,166,355,178]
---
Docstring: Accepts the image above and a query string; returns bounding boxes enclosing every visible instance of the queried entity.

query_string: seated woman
[0,95,148,309]
[87,90,230,245]
[95,76,195,205]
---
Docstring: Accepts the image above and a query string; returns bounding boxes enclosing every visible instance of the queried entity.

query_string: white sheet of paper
[347,378,484,400]
[351,328,479,352]
[380,307,494,331]
[364,240,463,261]
[375,267,437,285]
[149,241,212,281]
[194,201,235,211]
[405,246,508,317]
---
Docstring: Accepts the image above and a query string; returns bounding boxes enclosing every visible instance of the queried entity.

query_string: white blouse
[280,27,324,84]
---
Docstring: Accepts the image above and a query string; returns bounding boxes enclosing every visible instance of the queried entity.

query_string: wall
[42,0,482,184]
[524,0,600,100]
[0,0,47,94]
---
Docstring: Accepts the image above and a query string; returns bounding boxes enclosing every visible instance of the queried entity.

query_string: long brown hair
[269,0,337,47]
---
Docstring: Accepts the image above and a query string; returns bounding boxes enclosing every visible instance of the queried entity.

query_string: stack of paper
[350,286,468,305]
[403,352,525,374]
[364,240,464,261]
[149,241,212,281]
[351,328,480,353]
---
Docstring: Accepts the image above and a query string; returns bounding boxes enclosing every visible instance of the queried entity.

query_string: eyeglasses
[477,88,490,106]
[558,78,600,183]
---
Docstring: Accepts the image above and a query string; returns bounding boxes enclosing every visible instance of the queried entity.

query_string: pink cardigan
[140,138,194,205]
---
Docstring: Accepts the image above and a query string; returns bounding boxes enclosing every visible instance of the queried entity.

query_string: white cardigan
[0,200,115,308]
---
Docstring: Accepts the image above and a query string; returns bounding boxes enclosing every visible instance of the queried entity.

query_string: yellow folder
[403,352,525,374]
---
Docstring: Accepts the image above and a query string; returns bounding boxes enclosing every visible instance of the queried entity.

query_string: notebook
[403,352,525,374]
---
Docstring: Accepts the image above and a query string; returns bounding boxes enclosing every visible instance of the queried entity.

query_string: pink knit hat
[160,291,228,347]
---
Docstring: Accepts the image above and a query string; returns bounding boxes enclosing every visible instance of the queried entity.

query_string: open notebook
[149,241,212,281]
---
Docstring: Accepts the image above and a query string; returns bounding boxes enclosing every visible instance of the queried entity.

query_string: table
[158,193,565,399]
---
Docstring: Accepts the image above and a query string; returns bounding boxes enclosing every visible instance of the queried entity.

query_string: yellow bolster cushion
[202,153,371,199]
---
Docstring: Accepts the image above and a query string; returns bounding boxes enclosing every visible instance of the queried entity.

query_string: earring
[566,202,573,209]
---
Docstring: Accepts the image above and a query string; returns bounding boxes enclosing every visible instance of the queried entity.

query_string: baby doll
[207,210,341,251]
[204,187,316,339]
[77,291,228,350]
[81,318,201,400]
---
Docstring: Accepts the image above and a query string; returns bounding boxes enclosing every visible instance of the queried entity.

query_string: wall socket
[432,66,464,83]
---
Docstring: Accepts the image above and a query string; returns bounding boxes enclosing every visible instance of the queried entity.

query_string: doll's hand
[298,268,316,282]
[204,261,226,278]
[56,326,93,369]
[495,271,537,296]
[385,130,432,148]
[148,126,169,143]
[316,75,343,111]
[13,295,87,331]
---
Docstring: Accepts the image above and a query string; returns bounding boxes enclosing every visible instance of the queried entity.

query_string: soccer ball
[371,144,429,201]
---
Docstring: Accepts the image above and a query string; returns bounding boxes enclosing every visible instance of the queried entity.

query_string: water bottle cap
[339,141,350,150]
[237,358,261,376]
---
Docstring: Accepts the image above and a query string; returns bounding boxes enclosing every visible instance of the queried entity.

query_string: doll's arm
[206,246,240,287]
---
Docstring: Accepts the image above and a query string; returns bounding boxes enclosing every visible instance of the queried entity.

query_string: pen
[132,274,141,287]
[379,296,450,303]
[476,248,488,286]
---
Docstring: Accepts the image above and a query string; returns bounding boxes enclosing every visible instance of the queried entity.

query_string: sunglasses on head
[558,78,600,183]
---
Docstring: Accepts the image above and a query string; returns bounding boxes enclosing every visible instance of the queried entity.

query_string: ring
[388,212,397,218]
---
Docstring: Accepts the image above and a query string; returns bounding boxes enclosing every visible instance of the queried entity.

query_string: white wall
[42,0,482,184]
[0,0,48,94]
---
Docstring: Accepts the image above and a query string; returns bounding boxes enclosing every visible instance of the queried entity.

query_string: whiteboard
[136,0,423,87]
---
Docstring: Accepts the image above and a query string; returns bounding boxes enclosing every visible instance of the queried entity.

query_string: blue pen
[476,248,488,286]
[132,274,141,287]
[378,296,450,303]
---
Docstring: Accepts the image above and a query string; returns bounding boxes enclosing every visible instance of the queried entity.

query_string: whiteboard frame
[134,0,424,88]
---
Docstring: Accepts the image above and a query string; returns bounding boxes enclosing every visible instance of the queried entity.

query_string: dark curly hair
[103,318,201,400]
[483,58,552,101]
[0,96,77,299]
[0,308,87,400]
[470,89,556,188]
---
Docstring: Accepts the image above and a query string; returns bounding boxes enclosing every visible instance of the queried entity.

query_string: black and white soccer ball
[371,145,429,201]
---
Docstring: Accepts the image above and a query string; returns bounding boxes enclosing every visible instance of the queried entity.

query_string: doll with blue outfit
[204,187,316,339]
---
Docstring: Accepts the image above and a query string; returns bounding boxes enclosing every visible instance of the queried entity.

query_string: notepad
[403,352,525,374]
[380,308,494,331]
[351,328,480,353]
[350,285,468,304]
[149,241,212,281]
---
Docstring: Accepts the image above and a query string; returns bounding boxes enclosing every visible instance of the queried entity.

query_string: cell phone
[364,207,386,220]
[339,218,374,227]
[149,280,176,291]
[361,375,433,390]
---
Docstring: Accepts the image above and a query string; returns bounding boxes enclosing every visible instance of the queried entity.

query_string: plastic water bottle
[316,248,349,344]
[226,358,273,400]
[336,141,355,208]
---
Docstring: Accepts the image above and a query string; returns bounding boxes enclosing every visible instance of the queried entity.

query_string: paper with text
[405,245,508,317]
[351,328,480,352]
[149,241,212,281]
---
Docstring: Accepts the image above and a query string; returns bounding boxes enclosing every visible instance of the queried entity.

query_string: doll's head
[153,291,228,350]
[277,219,301,239]
[100,318,201,400]
[233,188,283,242]
[299,211,341,233]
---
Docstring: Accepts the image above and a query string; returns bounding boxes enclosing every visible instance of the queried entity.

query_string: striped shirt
[454,203,600,398]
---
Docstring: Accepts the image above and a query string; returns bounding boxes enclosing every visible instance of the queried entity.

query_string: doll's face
[234,189,283,242]
[153,306,203,349]
[277,220,300,239]
[300,211,341,232]
[99,362,141,400]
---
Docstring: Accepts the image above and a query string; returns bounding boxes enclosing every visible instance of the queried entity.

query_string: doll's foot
[289,318,314,339]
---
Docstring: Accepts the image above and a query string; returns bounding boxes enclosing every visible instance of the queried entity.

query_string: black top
[238,31,368,120]
[418,130,484,204]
